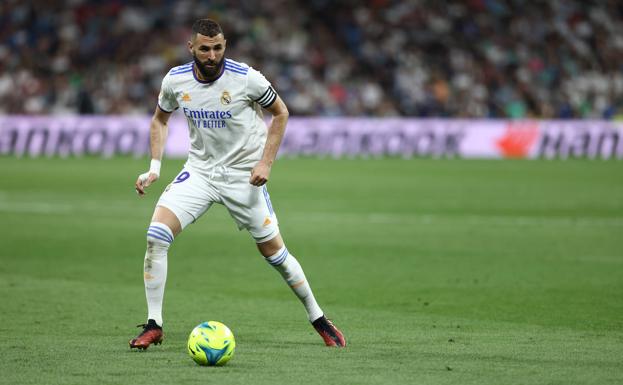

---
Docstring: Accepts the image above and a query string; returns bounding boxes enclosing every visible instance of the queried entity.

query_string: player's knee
[256,231,283,257]
[146,222,174,250]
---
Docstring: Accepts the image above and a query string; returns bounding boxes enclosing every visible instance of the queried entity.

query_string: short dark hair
[192,19,223,38]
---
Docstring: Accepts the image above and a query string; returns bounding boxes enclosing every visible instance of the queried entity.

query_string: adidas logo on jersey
[182,93,191,102]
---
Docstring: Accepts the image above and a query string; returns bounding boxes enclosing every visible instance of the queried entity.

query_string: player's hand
[136,159,162,196]
[250,161,271,186]
[135,172,159,196]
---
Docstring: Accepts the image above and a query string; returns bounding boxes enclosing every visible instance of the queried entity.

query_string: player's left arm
[249,95,289,186]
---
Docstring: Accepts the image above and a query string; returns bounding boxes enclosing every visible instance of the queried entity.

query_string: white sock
[265,246,323,322]
[144,222,173,327]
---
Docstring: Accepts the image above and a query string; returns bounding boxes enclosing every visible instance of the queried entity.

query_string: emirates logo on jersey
[221,91,232,105]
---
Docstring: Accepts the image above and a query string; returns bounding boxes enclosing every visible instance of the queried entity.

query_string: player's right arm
[135,106,172,196]
[135,73,179,196]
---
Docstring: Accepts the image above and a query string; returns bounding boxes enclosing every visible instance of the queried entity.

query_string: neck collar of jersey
[193,62,225,84]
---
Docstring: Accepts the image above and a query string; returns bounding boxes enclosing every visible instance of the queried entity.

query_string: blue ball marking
[199,322,215,330]
[198,344,229,365]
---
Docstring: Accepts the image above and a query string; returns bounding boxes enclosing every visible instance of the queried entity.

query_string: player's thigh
[220,179,280,243]
[155,167,218,231]
[151,206,182,236]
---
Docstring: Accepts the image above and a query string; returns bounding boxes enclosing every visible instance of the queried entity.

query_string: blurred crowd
[1,0,623,119]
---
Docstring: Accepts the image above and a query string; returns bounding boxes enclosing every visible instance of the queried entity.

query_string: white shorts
[156,164,280,243]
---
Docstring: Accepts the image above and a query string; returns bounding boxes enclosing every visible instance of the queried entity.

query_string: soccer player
[129,19,345,349]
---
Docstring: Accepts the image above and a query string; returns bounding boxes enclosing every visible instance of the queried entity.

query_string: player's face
[189,33,226,79]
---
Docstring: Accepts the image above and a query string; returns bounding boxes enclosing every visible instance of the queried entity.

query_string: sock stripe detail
[147,229,172,244]
[268,247,289,266]
[148,226,173,239]
[147,231,172,244]
[147,226,173,243]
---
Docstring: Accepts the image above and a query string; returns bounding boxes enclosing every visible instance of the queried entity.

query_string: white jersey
[158,58,277,173]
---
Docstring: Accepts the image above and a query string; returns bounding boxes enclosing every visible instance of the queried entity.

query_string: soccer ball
[187,321,236,366]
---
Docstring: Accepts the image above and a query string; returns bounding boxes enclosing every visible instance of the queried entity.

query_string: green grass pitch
[0,157,622,385]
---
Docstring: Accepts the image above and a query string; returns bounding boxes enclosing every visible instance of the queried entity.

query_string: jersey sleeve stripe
[225,67,248,75]
[170,64,192,73]
[170,68,192,76]
[224,66,248,75]
[171,67,191,74]
[224,59,248,70]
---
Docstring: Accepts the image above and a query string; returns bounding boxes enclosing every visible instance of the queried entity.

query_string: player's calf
[264,245,346,347]
[129,222,174,349]
[264,245,324,322]
[143,222,173,327]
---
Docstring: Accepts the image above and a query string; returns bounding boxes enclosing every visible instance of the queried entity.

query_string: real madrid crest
[221,91,232,105]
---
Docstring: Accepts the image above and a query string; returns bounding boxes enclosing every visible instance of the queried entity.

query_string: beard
[193,53,224,79]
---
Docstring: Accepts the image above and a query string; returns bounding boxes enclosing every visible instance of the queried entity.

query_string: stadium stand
[1,0,622,118]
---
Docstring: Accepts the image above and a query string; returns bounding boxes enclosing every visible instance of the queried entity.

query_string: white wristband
[149,159,161,177]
